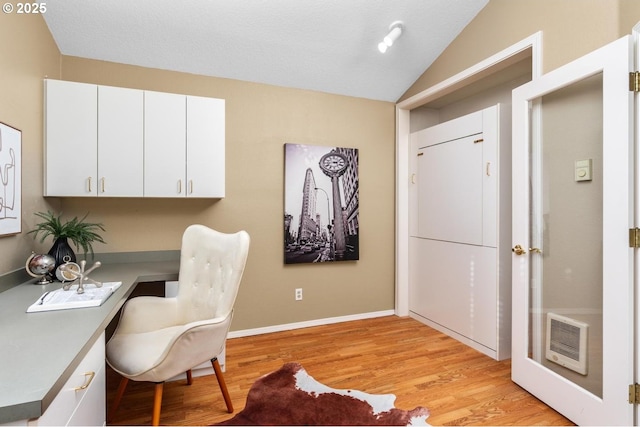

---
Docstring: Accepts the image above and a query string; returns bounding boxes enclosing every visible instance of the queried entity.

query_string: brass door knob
[512,244,526,256]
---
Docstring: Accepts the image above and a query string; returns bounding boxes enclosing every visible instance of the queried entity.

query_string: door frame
[394,32,542,315]
[633,21,640,426]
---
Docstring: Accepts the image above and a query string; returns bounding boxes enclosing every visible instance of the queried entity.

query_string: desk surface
[0,257,179,423]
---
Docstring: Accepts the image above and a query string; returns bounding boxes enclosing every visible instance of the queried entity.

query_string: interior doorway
[395,32,542,316]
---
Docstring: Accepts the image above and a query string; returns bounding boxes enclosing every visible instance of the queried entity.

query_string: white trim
[395,32,543,317]
[228,310,396,339]
[395,105,411,316]
[397,32,543,111]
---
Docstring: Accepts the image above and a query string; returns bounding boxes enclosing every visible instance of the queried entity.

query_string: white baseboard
[228,310,396,339]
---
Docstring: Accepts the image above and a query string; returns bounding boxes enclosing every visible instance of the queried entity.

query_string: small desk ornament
[60,259,102,294]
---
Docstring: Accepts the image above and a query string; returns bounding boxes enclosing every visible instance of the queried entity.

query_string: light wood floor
[106,315,574,426]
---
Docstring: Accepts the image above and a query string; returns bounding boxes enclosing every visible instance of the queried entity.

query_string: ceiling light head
[384,25,403,47]
[378,21,404,53]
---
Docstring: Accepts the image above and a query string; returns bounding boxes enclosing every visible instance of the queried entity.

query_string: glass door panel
[511,35,633,425]
[529,73,603,398]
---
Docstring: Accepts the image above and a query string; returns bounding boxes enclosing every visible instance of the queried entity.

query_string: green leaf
[28,211,106,257]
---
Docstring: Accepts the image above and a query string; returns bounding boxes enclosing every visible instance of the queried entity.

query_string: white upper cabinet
[186,95,225,198]
[143,90,187,197]
[98,85,144,197]
[44,80,97,196]
[44,80,225,198]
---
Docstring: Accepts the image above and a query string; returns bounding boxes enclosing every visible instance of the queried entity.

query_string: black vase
[48,237,76,272]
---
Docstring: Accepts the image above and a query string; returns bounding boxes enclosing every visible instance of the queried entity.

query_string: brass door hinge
[630,72,640,92]
[629,228,640,248]
[629,383,640,404]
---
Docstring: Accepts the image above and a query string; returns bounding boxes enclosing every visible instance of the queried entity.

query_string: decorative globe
[27,254,56,276]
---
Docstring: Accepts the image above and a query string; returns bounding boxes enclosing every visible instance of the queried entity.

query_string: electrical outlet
[295,288,303,301]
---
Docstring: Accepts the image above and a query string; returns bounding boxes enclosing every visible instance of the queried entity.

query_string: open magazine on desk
[27,282,122,313]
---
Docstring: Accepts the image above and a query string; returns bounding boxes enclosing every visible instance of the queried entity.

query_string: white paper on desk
[26,282,122,313]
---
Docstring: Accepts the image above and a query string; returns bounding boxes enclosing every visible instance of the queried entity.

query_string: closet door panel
[410,239,497,350]
[417,135,483,245]
[410,238,472,337]
[482,106,499,247]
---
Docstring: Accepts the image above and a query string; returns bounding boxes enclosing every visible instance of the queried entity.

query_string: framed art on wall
[0,122,21,236]
[284,143,359,264]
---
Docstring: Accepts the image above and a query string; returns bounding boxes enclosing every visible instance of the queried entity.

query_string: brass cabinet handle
[512,245,526,256]
[74,371,95,391]
[529,247,542,254]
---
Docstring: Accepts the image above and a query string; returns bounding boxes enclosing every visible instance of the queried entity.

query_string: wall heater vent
[545,312,588,375]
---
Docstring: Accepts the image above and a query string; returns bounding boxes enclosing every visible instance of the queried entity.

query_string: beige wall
[401,0,640,101]
[0,16,396,331]
[0,13,62,273]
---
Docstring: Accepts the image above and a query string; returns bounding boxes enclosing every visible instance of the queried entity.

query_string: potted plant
[28,211,106,269]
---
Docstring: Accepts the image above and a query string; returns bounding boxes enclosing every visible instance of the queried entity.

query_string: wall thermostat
[575,159,592,182]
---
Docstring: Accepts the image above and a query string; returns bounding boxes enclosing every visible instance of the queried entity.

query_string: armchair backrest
[177,225,250,324]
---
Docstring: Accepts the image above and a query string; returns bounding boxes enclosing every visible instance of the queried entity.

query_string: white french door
[511,35,634,425]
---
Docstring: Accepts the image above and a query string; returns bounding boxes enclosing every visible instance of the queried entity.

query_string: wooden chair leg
[107,376,129,423]
[186,369,193,385]
[152,382,164,426]
[211,358,233,413]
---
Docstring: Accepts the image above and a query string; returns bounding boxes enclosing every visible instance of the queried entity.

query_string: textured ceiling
[42,0,489,102]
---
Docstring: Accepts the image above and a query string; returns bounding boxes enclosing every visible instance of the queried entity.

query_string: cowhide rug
[216,362,430,426]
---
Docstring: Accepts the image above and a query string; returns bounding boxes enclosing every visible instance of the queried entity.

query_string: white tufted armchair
[106,225,250,426]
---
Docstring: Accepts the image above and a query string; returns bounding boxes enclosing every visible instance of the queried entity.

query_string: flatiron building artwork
[284,143,359,264]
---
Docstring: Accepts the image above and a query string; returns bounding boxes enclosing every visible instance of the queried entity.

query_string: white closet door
[98,85,143,197]
[416,114,484,246]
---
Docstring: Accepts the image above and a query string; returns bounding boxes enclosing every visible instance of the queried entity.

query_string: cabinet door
[98,85,144,197]
[144,91,186,197]
[28,333,105,426]
[186,96,225,198]
[44,80,97,196]
[66,362,105,426]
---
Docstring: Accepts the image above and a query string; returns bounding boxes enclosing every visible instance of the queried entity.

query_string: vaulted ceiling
[42,0,489,102]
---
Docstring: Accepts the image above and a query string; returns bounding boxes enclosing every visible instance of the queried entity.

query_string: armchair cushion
[114,296,181,334]
[107,312,233,383]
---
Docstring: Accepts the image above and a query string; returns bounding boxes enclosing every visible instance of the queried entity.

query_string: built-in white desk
[0,252,180,425]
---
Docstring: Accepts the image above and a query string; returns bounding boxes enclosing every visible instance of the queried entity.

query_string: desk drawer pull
[74,371,95,391]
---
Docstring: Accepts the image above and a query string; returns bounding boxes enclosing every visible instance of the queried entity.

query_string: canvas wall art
[0,122,21,236]
[284,143,359,264]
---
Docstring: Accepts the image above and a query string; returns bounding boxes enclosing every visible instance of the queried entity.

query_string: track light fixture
[378,21,404,53]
